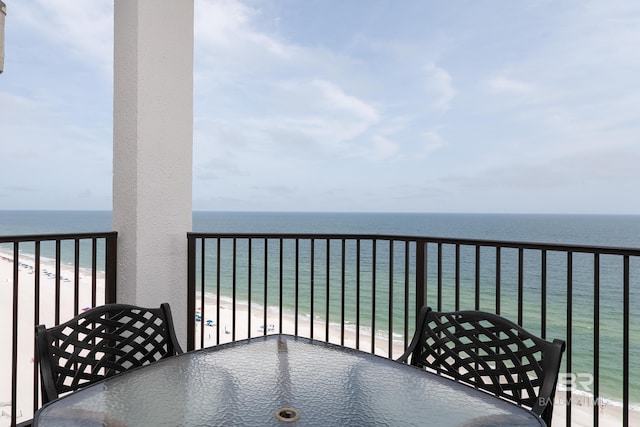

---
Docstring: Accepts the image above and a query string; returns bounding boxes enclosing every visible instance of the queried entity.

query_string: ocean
[1,210,639,406]
[2,210,639,247]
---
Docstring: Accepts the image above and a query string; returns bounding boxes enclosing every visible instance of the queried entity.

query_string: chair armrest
[395,348,412,364]
[395,306,432,365]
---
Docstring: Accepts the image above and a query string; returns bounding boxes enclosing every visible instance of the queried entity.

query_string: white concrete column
[113,0,193,347]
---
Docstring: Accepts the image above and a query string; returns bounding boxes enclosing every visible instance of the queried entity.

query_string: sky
[1,0,639,214]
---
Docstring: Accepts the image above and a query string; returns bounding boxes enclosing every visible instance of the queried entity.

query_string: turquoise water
[1,210,639,404]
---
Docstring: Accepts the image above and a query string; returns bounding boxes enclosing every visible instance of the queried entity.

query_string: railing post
[11,242,19,427]
[187,234,196,351]
[415,239,426,317]
[105,232,118,304]
[623,255,630,427]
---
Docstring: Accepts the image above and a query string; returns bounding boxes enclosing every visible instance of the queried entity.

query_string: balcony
[2,230,639,426]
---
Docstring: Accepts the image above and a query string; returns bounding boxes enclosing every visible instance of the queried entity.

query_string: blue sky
[1,0,639,214]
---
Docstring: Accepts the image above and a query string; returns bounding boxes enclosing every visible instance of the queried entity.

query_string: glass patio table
[34,334,545,426]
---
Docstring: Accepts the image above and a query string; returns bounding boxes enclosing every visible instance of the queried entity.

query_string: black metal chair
[36,303,183,403]
[397,306,565,426]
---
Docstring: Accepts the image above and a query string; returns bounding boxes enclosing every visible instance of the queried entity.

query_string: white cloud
[365,135,399,161]
[311,80,379,124]
[487,76,535,95]
[193,1,384,163]
[418,131,447,158]
[196,157,241,180]
[195,0,291,58]
[4,0,640,213]
[195,0,253,48]
[12,1,113,75]
[0,91,41,124]
[423,63,456,111]
[573,149,640,180]
[228,79,380,151]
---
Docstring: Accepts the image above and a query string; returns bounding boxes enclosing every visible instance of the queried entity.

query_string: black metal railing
[0,232,117,427]
[187,232,640,427]
[4,230,638,426]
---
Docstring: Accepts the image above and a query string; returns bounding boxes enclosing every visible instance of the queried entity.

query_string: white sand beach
[192,292,401,356]
[0,250,106,425]
[1,250,638,426]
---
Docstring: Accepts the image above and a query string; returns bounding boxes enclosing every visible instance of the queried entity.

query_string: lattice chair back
[397,306,565,426]
[36,303,183,403]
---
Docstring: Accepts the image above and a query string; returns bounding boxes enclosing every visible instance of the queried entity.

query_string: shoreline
[1,249,639,427]
[193,291,403,357]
